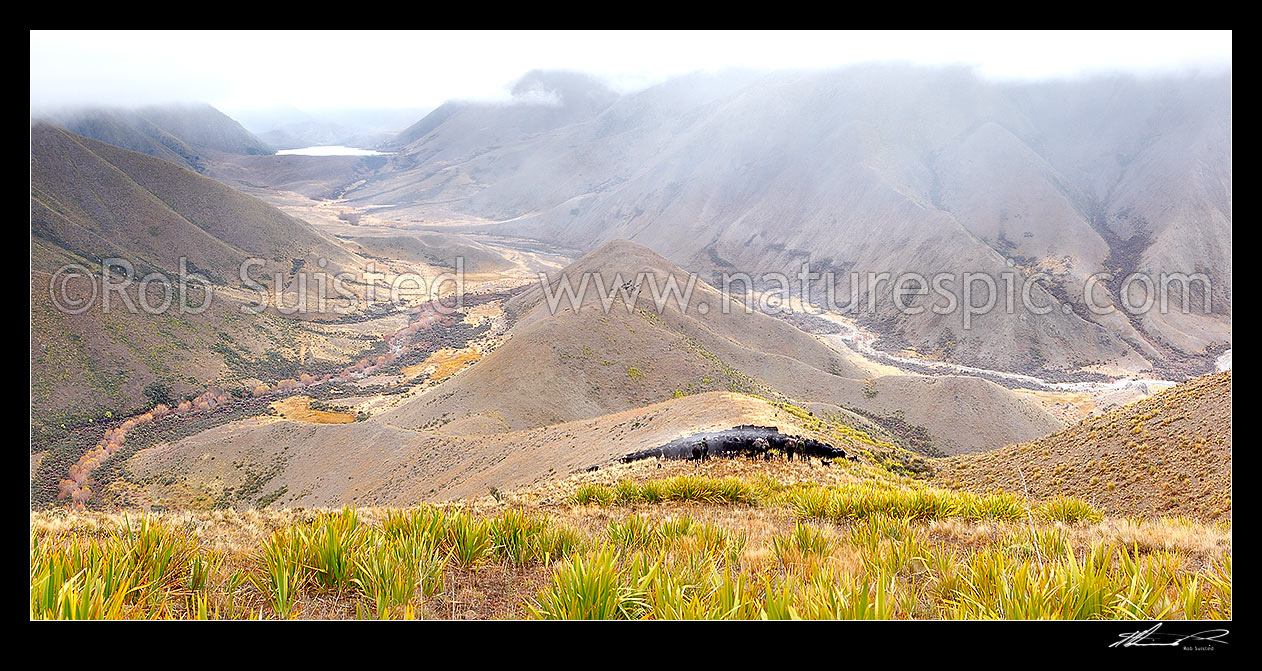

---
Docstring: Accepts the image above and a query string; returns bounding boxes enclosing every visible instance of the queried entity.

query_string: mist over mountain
[27,33,1235,624]
[349,65,1230,377]
[229,106,431,150]
[388,70,621,153]
[30,123,351,279]
[38,103,274,172]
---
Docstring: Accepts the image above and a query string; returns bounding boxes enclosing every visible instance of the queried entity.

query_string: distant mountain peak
[509,69,619,110]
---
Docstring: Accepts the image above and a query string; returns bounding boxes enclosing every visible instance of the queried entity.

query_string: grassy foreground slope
[935,371,1232,522]
[31,459,1230,620]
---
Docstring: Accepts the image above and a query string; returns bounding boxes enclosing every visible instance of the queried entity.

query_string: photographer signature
[1111,623,1230,648]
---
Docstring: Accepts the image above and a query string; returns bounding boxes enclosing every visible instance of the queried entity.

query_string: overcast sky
[31,30,1232,115]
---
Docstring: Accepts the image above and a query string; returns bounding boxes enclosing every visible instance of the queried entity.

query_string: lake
[276,146,391,156]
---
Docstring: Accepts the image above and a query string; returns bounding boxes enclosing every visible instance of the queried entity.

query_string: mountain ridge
[348,66,1231,378]
[38,103,274,173]
[378,239,1063,455]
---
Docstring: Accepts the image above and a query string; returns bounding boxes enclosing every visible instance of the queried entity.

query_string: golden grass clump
[31,464,1231,620]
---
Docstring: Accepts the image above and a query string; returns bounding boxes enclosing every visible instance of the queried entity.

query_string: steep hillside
[935,371,1232,521]
[41,103,273,172]
[1008,76,1232,358]
[390,70,618,151]
[378,240,1061,454]
[105,239,1062,513]
[29,124,371,442]
[349,67,1230,378]
[31,123,355,281]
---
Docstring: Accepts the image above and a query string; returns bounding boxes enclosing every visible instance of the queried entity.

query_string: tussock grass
[1038,495,1105,524]
[30,514,205,619]
[446,513,494,569]
[564,473,1094,527]
[572,475,759,506]
[304,507,363,590]
[571,483,613,506]
[526,548,647,620]
[783,481,1031,522]
[30,503,585,619]
[30,468,1230,619]
[254,527,304,619]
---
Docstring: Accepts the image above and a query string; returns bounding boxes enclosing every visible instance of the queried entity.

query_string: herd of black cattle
[621,425,854,466]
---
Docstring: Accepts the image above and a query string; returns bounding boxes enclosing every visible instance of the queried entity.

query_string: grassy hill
[115,391,869,509]
[29,124,373,447]
[96,240,1066,516]
[31,123,354,281]
[935,371,1232,521]
[379,240,1062,453]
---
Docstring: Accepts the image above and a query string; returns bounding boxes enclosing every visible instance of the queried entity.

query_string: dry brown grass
[269,396,357,424]
[32,458,1232,620]
[418,347,484,382]
[935,372,1231,522]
